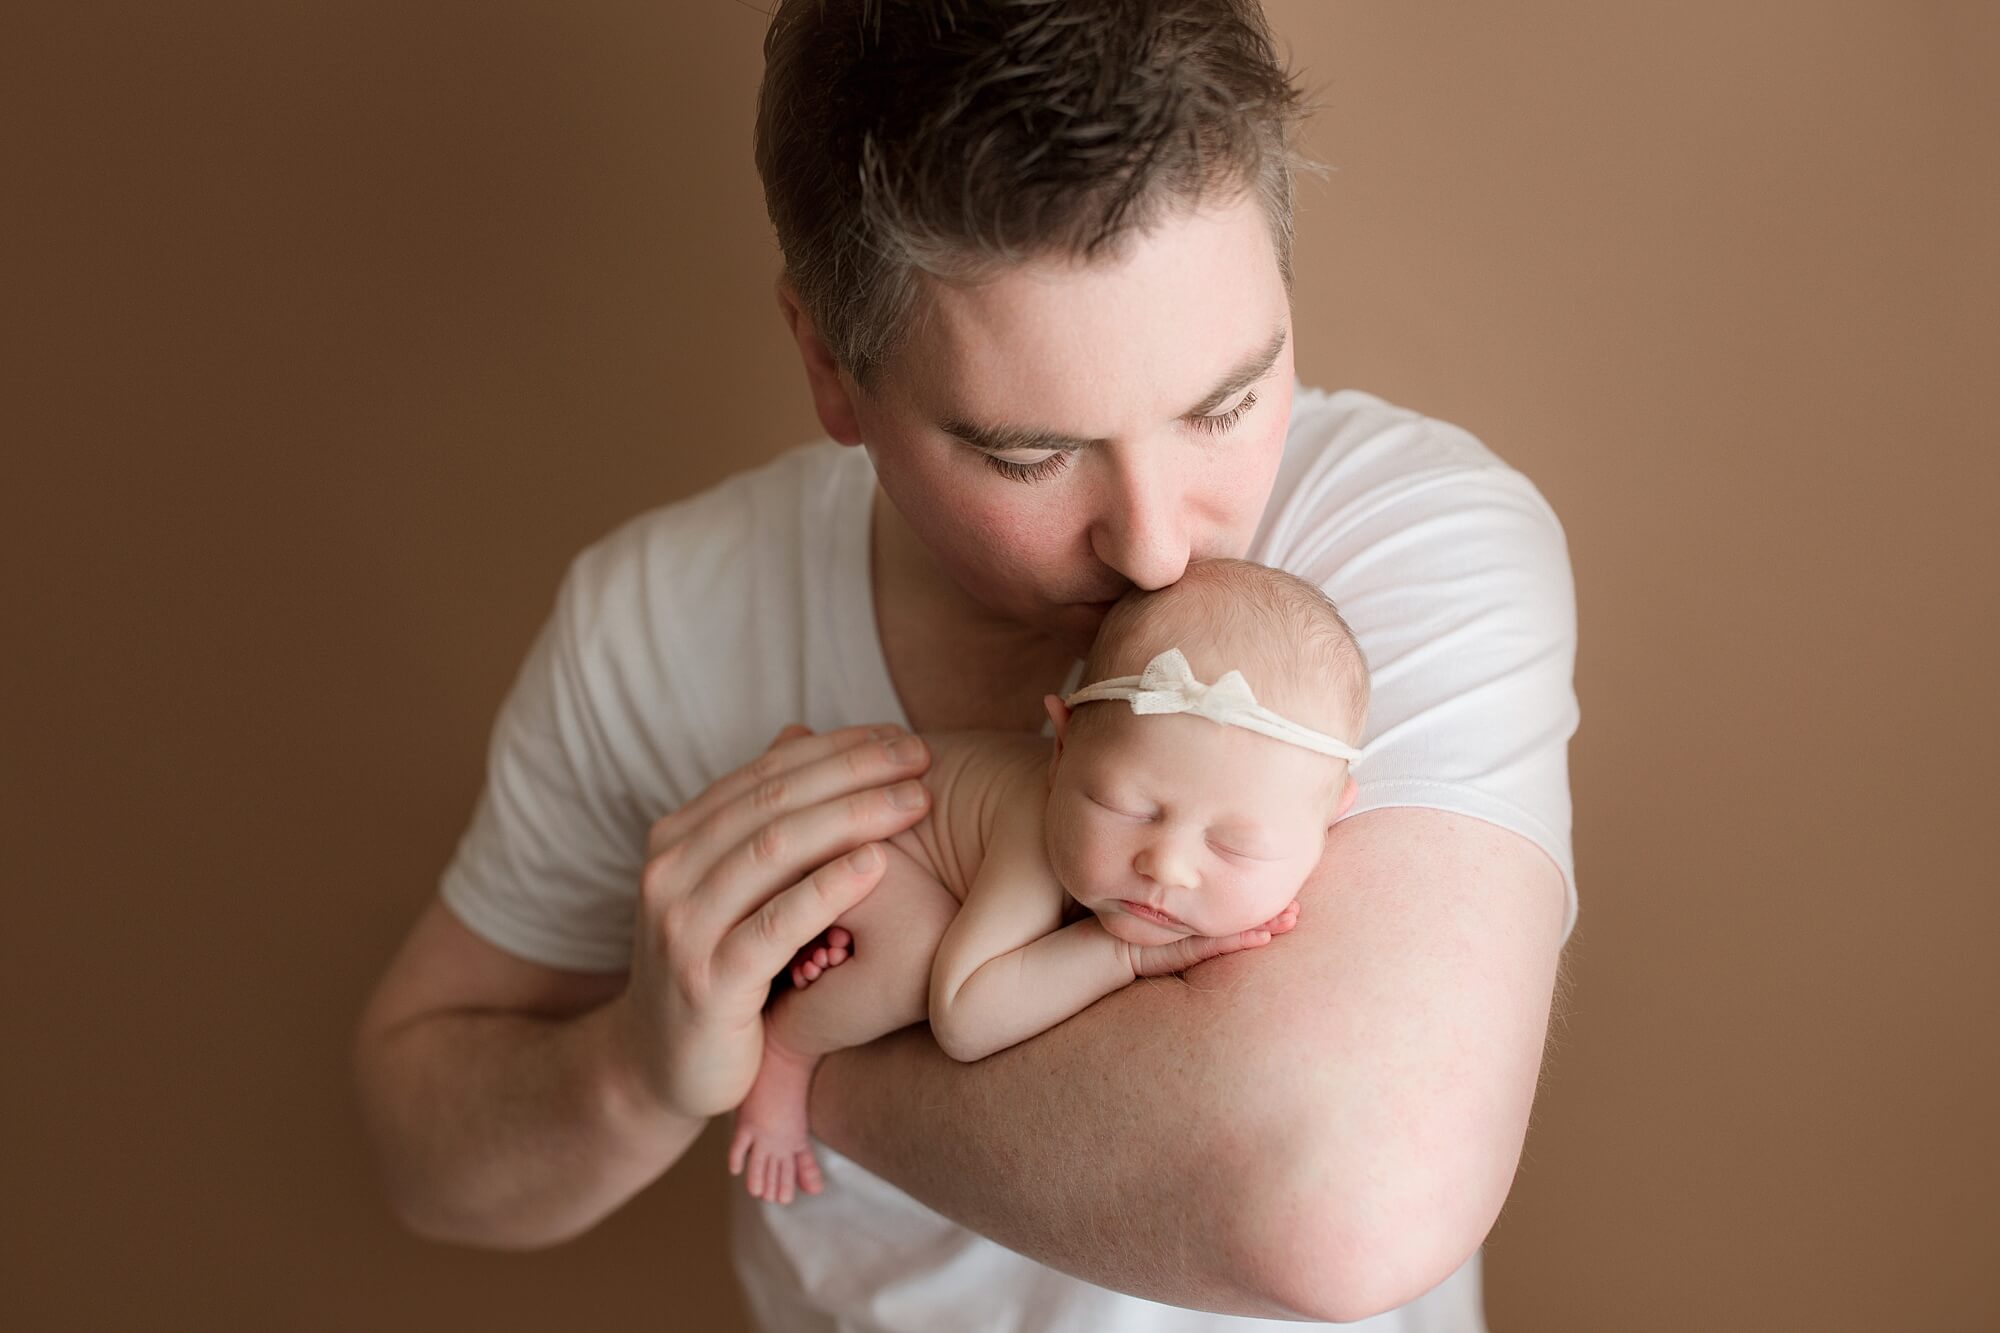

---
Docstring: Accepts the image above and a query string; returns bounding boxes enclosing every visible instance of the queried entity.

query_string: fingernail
[887,779,925,809]
[888,736,925,764]
[870,725,903,740]
[847,845,881,872]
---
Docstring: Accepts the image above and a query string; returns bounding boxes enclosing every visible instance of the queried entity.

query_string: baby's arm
[926,788,1132,1063]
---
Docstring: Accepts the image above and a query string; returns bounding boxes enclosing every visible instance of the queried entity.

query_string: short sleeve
[437,549,650,973]
[1275,450,1582,944]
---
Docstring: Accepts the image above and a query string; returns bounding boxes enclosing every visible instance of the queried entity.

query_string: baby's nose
[1135,841,1198,889]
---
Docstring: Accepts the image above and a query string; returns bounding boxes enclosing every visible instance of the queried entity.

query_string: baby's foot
[728,1041,823,1205]
[788,925,852,989]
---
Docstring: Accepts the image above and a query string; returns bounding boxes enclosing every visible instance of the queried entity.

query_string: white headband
[1063,648,1367,763]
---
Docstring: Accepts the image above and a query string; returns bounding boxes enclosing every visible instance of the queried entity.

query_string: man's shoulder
[558,438,858,629]
[1264,382,1565,552]
[584,438,851,570]
[1281,383,1521,499]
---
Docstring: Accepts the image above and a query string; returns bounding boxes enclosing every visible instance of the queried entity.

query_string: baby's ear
[1043,695,1070,776]
[1043,694,1071,744]
[1331,772,1359,825]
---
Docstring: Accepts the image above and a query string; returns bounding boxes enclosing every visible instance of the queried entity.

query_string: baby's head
[1042,559,1370,948]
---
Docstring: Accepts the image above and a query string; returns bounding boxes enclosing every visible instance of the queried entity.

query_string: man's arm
[809,806,1566,1323]
[350,899,689,1249]
[352,726,938,1249]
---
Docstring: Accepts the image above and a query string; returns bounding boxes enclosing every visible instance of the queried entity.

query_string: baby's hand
[1124,902,1298,979]
[1257,899,1300,936]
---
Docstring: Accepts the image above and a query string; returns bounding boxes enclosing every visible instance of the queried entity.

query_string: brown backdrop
[8,3,1995,1330]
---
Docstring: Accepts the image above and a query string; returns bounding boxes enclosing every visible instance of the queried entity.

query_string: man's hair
[754,0,1312,385]
[1078,558,1371,744]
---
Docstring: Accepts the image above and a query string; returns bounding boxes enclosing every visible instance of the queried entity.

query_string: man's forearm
[352,999,699,1250]
[809,973,1315,1319]
[810,808,1568,1323]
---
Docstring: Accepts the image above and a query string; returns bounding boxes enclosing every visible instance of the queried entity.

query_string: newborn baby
[729,557,1372,1203]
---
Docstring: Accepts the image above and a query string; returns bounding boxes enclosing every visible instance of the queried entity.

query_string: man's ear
[776,279,864,447]
[1043,695,1071,782]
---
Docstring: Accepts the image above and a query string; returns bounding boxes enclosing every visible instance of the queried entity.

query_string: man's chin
[1048,600,1118,657]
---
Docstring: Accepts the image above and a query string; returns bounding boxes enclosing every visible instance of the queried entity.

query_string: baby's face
[1044,708,1353,948]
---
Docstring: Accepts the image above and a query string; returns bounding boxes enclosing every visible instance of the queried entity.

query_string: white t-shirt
[440,381,1580,1332]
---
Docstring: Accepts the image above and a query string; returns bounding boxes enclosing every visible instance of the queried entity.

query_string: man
[351,2,1579,1328]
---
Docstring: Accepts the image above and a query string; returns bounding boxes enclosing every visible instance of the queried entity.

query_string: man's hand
[608,722,932,1121]
[1122,899,1299,979]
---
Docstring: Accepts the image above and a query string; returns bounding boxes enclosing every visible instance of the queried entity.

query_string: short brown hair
[754,0,1311,385]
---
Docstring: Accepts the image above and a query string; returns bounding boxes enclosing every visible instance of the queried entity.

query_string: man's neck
[869,486,1077,734]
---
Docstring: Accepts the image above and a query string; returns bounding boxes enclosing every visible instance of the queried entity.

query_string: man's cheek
[975,499,1076,566]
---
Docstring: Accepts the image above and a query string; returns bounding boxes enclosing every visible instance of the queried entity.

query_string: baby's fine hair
[1081,559,1371,740]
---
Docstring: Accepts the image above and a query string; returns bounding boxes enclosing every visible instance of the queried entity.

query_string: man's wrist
[585,995,704,1151]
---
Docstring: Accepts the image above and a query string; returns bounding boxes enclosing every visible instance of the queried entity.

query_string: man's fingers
[653,722,889,851]
[686,778,928,946]
[646,723,911,858]
[716,844,888,985]
[666,734,930,890]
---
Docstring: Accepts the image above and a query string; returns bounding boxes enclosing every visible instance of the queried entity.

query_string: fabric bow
[1063,647,1367,763]
[1127,649,1261,718]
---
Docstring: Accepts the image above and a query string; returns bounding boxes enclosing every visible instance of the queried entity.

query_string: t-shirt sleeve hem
[1345,779,1579,946]
[439,869,634,975]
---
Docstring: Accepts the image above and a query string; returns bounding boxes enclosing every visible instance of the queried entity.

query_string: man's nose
[1088,449,1190,592]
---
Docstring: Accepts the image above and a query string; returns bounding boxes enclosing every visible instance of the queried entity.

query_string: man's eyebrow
[937,323,1290,454]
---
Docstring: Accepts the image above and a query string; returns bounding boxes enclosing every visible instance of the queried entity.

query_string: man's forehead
[935,323,1289,453]
[889,199,1290,424]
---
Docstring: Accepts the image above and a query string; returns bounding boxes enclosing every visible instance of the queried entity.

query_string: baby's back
[886,732,1049,903]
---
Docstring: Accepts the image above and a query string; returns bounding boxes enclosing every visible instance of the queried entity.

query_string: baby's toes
[826,945,849,966]
[828,926,852,950]
[776,1155,796,1205]
[796,1151,824,1195]
[760,1151,781,1203]
[812,947,829,967]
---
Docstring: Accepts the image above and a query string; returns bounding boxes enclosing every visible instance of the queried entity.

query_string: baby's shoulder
[922,730,1049,783]
[921,731,1049,829]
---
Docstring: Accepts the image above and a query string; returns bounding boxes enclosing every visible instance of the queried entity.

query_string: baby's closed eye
[1086,792,1153,820]
[1208,840,1274,861]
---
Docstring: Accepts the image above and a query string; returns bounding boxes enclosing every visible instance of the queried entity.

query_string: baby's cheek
[1226,867,1311,932]
[1053,825,1119,898]
[1043,817,1085,888]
